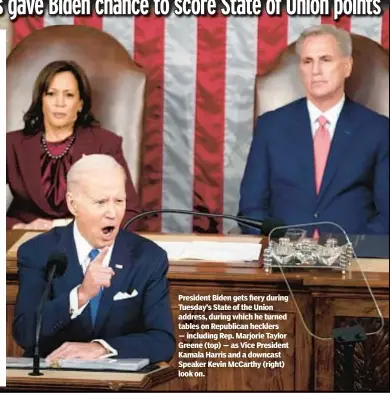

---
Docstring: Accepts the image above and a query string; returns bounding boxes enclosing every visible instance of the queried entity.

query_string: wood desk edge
[6,362,176,391]
[6,230,389,288]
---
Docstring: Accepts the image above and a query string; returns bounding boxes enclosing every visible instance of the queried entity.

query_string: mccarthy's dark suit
[239,98,389,236]
[6,126,141,230]
[13,223,175,362]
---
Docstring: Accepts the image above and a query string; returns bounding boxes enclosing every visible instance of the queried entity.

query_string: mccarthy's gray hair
[67,154,126,193]
[296,24,352,57]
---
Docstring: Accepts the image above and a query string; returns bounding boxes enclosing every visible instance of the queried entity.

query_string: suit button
[314,213,319,218]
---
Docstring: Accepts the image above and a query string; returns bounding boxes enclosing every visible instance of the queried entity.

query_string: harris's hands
[13,218,53,231]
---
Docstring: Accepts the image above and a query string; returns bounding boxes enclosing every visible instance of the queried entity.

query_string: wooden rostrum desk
[5,366,176,391]
[6,230,389,391]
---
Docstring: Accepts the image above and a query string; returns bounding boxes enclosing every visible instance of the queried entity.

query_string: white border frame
[0,28,6,387]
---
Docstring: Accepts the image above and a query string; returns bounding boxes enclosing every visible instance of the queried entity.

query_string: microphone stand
[332,325,366,390]
[124,208,268,232]
[29,266,57,376]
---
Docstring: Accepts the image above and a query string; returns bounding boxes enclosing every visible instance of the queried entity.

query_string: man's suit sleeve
[365,118,389,234]
[13,245,72,351]
[238,115,271,234]
[103,252,175,363]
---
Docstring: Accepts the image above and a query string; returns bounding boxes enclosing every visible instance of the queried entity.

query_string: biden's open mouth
[102,226,115,235]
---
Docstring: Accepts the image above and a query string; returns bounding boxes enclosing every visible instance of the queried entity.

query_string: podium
[5,363,176,391]
[6,230,389,391]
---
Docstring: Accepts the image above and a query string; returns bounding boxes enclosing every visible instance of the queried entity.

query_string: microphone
[123,208,285,235]
[30,253,68,376]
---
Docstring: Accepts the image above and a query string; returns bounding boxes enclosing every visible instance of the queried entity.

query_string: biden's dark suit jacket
[13,223,175,362]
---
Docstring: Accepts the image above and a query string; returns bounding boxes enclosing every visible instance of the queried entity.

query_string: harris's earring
[73,110,81,123]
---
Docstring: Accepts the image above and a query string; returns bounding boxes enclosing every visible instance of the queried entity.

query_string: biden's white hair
[296,24,352,57]
[67,154,126,193]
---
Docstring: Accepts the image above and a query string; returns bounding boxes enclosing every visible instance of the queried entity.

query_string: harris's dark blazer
[13,223,175,362]
[6,126,142,230]
[239,98,389,236]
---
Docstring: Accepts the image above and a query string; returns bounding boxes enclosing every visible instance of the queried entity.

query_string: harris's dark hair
[22,60,99,135]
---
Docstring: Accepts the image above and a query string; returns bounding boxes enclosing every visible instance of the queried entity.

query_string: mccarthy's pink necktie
[314,115,331,194]
[313,115,330,239]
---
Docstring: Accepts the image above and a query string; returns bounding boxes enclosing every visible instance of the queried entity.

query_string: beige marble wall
[0,13,12,55]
